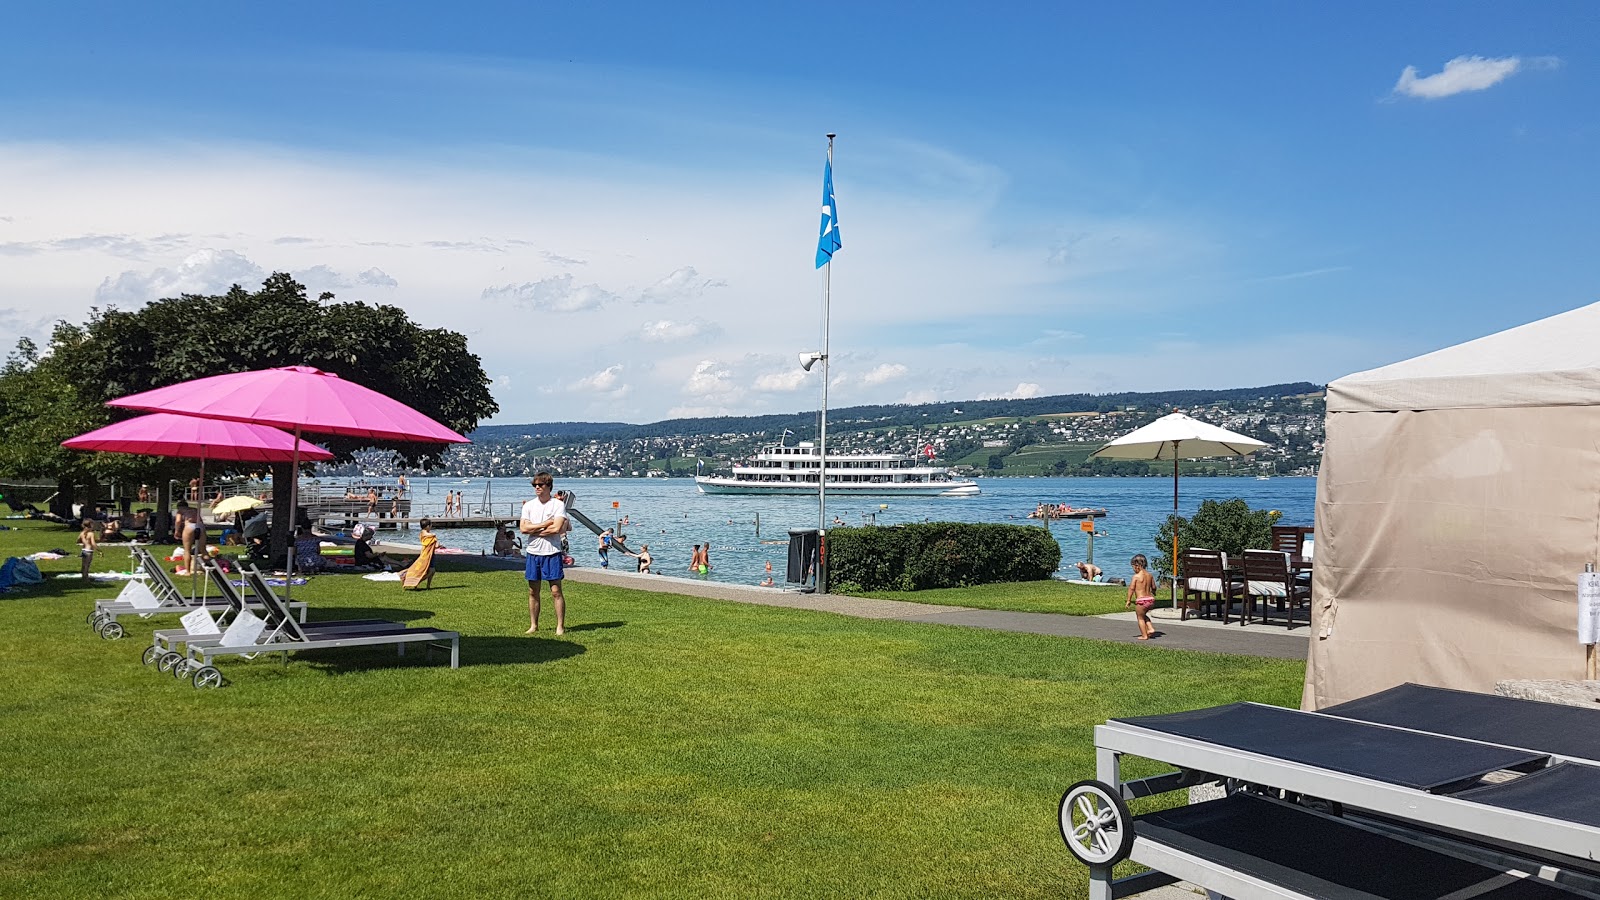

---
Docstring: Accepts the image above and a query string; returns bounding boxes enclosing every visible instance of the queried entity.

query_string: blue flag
[815,159,841,268]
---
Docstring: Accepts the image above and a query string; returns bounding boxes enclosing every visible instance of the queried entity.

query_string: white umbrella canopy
[1092,413,1269,612]
[1091,413,1268,462]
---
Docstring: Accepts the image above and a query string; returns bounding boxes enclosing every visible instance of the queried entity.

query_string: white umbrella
[1091,413,1269,611]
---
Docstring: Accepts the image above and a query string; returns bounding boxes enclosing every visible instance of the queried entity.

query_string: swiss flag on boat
[922,444,936,460]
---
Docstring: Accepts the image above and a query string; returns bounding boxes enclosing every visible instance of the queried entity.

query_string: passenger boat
[695,441,980,496]
[1028,504,1108,519]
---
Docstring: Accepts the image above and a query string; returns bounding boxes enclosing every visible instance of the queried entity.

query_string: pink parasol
[63,413,336,595]
[106,366,469,598]
[63,413,335,462]
[105,365,469,444]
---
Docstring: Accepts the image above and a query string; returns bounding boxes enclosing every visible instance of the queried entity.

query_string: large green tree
[33,273,499,553]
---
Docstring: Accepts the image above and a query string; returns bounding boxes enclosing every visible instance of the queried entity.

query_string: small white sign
[180,606,220,636]
[220,608,267,648]
[120,581,162,610]
[1579,572,1600,645]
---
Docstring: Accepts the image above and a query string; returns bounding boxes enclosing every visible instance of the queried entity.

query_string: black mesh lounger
[1132,793,1588,900]
[1324,683,1600,766]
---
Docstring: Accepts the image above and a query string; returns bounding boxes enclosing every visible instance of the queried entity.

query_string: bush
[1153,498,1281,579]
[828,522,1061,592]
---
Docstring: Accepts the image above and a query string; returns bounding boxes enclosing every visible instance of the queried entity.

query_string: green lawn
[0,519,1302,898]
[848,579,1159,616]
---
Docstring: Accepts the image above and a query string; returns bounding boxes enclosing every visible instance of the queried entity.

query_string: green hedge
[828,522,1061,592]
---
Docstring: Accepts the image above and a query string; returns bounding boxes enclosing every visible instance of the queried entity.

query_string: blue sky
[2,2,1596,424]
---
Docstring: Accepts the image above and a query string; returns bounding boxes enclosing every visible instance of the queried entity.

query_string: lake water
[369,475,1317,588]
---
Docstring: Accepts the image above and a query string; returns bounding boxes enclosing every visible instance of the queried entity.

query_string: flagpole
[818,133,834,594]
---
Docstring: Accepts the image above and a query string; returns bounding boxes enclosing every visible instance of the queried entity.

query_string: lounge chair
[146,558,376,665]
[90,547,305,641]
[174,564,459,688]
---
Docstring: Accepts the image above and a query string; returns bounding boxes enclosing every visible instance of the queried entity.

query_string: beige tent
[1304,301,1600,710]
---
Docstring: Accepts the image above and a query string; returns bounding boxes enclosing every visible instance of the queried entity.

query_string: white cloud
[683,359,735,398]
[573,364,630,397]
[358,267,399,287]
[1392,56,1522,100]
[640,318,717,342]
[754,368,809,392]
[900,389,941,404]
[0,232,192,259]
[638,265,727,304]
[96,248,266,304]
[482,273,617,312]
[861,363,908,386]
[978,382,1042,400]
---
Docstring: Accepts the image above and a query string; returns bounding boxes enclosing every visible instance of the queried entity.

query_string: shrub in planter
[828,522,1060,592]
[1153,498,1281,580]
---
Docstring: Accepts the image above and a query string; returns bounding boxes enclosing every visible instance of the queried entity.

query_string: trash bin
[786,528,820,585]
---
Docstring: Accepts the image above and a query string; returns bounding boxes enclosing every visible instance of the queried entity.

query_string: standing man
[520,472,569,635]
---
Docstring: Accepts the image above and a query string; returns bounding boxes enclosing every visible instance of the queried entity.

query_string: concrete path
[562,568,1308,661]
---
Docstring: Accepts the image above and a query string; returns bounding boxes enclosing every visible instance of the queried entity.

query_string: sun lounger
[91,547,306,640]
[173,564,459,688]
[147,558,381,664]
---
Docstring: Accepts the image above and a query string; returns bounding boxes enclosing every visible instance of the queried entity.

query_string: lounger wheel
[192,667,223,690]
[172,658,192,681]
[141,645,162,666]
[98,621,125,641]
[1059,779,1134,867]
[157,651,183,674]
[86,611,98,625]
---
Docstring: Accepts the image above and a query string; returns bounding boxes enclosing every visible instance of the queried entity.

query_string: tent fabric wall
[1305,301,1600,710]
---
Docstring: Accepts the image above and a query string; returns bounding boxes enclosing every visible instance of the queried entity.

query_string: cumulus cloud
[861,363,908,386]
[482,273,618,313]
[638,266,726,304]
[573,364,630,397]
[1392,55,1525,99]
[754,369,809,392]
[358,267,399,287]
[640,318,718,342]
[978,382,1042,400]
[900,389,941,404]
[683,359,735,398]
[96,248,266,304]
[296,264,400,296]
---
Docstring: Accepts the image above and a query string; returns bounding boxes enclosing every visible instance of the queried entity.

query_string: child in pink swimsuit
[1126,553,1157,640]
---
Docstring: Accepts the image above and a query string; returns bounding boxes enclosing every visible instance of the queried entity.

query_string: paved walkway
[562,568,1308,660]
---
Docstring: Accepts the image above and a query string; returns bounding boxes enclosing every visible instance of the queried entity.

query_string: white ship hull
[695,475,979,497]
[697,440,979,497]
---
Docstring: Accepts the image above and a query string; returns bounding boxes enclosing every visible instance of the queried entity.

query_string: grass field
[849,579,1155,616]
[0,519,1302,898]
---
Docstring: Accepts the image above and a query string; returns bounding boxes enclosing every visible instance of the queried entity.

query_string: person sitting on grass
[294,526,324,575]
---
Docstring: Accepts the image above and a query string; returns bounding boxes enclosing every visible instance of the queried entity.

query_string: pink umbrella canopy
[106,365,470,444]
[62,413,335,462]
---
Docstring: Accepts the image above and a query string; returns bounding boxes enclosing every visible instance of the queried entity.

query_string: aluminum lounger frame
[150,559,312,655]
[101,547,306,626]
[152,561,388,656]
[183,565,459,672]
[1075,701,1600,900]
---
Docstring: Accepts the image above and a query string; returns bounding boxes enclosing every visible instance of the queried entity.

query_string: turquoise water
[379,476,1317,588]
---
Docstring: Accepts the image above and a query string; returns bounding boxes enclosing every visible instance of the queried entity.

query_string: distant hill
[471,382,1324,442]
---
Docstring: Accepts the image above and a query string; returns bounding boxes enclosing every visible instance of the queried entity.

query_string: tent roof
[1328,301,1600,412]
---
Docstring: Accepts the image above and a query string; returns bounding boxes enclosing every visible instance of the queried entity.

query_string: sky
[2,2,1597,425]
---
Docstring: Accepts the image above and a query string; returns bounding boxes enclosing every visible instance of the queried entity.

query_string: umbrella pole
[1171,449,1179,613]
[193,452,205,600]
[285,429,301,602]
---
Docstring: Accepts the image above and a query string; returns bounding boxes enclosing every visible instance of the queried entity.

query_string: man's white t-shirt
[520,497,568,556]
